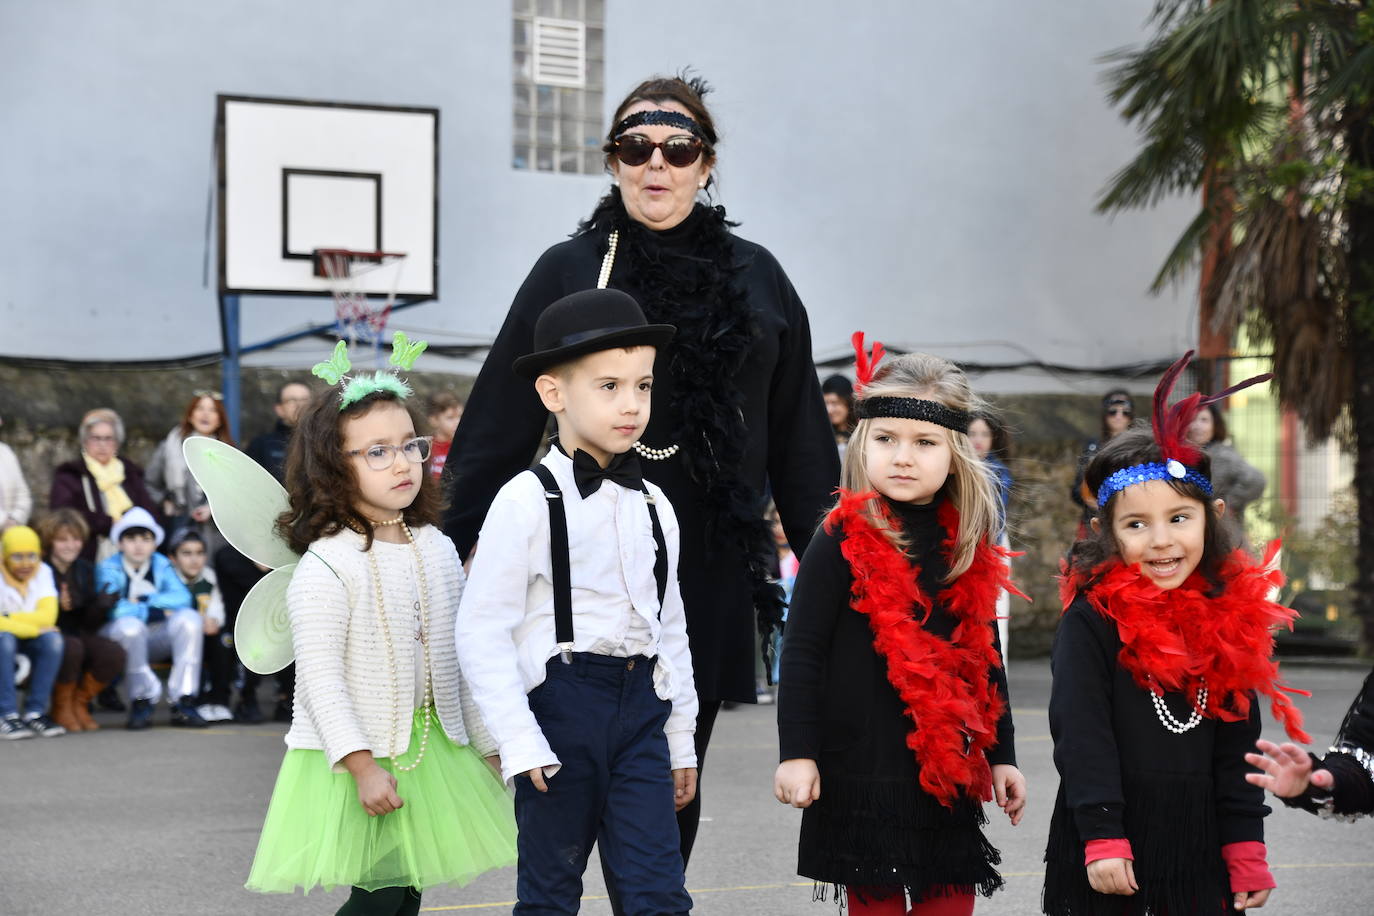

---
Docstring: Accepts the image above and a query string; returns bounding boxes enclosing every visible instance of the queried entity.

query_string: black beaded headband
[855,396,971,434]
[614,110,705,140]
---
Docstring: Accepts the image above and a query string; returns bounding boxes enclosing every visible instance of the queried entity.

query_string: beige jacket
[284,525,495,771]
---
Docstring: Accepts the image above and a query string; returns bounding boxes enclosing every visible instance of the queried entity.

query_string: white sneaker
[197,704,234,723]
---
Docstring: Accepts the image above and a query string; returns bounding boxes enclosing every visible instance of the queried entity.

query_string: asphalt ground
[3,659,1372,915]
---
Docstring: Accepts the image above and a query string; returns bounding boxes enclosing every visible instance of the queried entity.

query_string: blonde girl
[775,337,1025,916]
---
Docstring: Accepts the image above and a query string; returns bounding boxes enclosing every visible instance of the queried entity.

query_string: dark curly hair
[1067,428,1236,595]
[276,387,442,554]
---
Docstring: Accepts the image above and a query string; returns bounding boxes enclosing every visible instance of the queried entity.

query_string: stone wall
[0,363,473,511]
[1,364,1101,657]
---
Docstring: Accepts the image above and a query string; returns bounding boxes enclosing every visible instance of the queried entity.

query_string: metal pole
[220,293,242,442]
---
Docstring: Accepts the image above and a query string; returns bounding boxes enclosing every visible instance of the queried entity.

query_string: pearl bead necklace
[597,231,619,289]
[366,520,434,773]
[1148,678,1208,734]
[632,441,680,461]
[370,514,405,527]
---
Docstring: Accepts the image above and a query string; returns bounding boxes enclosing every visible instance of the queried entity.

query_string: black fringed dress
[777,498,1015,902]
[1042,598,1268,916]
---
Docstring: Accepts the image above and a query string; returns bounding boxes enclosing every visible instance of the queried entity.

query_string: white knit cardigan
[283,524,496,771]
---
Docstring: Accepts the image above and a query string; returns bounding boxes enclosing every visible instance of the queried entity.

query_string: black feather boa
[577,190,786,665]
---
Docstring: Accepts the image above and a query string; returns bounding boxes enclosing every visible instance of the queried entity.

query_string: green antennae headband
[312,332,429,409]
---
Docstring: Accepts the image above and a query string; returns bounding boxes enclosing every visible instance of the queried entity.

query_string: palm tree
[1097,0,1374,641]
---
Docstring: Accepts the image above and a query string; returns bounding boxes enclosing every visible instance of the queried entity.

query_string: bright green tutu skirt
[246,709,517,894]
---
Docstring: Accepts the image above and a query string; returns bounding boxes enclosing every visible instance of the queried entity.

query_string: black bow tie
[571,448,644,499]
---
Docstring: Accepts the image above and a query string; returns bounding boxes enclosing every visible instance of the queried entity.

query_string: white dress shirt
[455,447,698,784]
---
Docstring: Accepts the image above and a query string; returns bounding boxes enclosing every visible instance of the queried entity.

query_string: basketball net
[315,249,408,348]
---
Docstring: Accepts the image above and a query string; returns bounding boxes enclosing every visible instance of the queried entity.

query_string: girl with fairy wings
[187,336,515,916]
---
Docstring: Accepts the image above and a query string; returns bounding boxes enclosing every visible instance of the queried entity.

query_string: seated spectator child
[1,525,67,738]
[167,530,232,723]
[38,509,123,732]
[97,507,207,730]
[456,288,698,915]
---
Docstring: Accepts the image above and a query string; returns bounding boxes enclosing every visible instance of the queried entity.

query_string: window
[512,0,605,174]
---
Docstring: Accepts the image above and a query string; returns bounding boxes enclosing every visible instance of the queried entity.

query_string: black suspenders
[529,464,668,664]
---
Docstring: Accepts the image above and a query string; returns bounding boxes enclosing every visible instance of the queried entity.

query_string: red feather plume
[1153,351,1273,465]
[852,331,886,394]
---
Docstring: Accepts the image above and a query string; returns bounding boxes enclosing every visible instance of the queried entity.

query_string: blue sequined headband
[1097,459,1213,508]
[614,110,704,140]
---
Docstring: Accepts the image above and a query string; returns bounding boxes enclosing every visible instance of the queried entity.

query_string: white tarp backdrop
[0,1,1194,392]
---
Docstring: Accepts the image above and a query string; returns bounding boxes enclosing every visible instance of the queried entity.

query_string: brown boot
[70,673,102,731]
[50,681,84,732]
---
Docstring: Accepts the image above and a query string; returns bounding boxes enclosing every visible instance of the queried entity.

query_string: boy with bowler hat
[456,288,698,915]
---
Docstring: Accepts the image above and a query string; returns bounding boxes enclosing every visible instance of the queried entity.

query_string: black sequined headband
[614,110,704,140]
[855,396,971,434]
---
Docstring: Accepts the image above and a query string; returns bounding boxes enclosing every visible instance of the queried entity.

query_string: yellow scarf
[84,452,133,520]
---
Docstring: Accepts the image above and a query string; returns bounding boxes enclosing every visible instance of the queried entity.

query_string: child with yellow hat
[1,525,67,739]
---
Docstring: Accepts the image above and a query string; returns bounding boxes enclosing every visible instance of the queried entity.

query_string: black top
[777,496,1015,768]
[246,420,293,484]
[1043,597,1268,916]
[50,558,113,636]
[775,496,1014,898]
[443,204,840,703]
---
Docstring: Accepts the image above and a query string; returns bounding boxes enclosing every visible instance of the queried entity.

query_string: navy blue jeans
[0,630,64,717]
[514,654,691,916]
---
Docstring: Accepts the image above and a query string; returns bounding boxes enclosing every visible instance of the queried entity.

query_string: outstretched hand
[1244,739,1332,798]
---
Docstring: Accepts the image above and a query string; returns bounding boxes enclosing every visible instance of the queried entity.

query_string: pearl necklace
[597,231,619,289]
[1148,678,1208,734]
[366,521,434,772]
[632,441,680,461]
[370,514,405,527]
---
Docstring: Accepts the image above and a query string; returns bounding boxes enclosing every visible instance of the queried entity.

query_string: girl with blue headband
[1042,353,1309,916]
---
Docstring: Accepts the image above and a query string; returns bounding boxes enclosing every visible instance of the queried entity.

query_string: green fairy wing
[234,565,296,674]
[182,437,298,569]
[183,437,300,672]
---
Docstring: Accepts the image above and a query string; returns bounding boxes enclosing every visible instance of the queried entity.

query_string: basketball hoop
[313,248,408,347]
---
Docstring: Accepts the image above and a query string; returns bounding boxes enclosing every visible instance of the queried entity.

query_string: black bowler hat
[512,288,676,380]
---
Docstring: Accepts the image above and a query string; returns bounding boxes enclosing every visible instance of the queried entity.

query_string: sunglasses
[1106,407,1132,417]
[612,134,704,168]
[194,390,224,401]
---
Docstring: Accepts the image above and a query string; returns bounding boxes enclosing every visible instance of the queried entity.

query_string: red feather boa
[826,490,1024,807]
[1059,542,1310,742]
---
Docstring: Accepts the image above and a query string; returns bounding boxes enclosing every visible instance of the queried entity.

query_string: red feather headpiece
[851,331,886,395]
[1153,351,1272,465]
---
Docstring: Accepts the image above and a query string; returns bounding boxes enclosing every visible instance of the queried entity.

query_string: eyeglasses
[612,134,704,168]
[344,436,433,471]
[1106,407,1132,417]
[85,435,117,444]
[193,390,224,401]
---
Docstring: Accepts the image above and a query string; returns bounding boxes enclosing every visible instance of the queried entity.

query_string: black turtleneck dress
[443,200,840,705]
[777,497,1015,901]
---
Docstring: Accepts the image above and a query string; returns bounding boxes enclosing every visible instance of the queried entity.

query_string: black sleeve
[776,526,850,762]
[762,261,841,559]
[1285,668,1374,816]
[987,620,1016,767]
[73,561,108,632]
[441,250,567,560]
[1050,601,1128,840]
[1213,698,1270,844]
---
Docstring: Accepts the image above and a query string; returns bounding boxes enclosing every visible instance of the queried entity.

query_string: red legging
[845,886,975,916]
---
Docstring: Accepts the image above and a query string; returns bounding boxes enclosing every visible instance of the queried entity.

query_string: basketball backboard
[216,94,438,298]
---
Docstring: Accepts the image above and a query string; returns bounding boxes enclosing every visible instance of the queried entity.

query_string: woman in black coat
[442,74,839,864]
